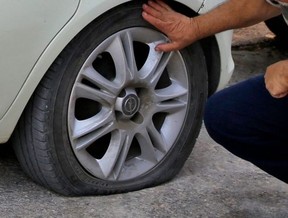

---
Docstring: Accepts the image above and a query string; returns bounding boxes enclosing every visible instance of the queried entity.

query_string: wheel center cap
[122,94,140,116]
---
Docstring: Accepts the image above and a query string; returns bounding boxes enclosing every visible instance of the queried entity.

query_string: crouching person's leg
[204,75,288,183]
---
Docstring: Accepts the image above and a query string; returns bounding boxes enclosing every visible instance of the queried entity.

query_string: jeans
[204,75,288,183]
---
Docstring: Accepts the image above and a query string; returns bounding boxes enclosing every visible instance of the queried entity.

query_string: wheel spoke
[96,130,132,178]
[71,109,114,142]
[106,34,135,86]
[74,121,116,152]
[139,46,173,86]
[147,121,168,153]
[156,101,187,113]
[150,51,174,88]
[82,66,121,95]
[153,79,188,113]
[103,131,134,180]
[136,128,159,164]
[119,31,138,79]
[155,80,188,102]
[74,82,115,106]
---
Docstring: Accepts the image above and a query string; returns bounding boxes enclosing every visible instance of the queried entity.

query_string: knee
[204,92,228,142]
[204,94,222,132]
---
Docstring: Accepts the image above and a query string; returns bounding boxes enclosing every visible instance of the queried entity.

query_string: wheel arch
[174,1,234,95]
[169,1,222,96]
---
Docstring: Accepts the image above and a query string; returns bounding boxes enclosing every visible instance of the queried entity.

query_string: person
[142,0,288,183]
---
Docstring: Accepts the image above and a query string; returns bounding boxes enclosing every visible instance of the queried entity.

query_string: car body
[0,0,234,195]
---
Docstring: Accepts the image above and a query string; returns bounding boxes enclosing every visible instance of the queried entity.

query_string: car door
[0,0,79,119]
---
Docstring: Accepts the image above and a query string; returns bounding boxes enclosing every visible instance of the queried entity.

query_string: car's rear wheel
[12,2,208,196]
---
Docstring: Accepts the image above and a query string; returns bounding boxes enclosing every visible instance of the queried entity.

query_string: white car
[0,0,234,196]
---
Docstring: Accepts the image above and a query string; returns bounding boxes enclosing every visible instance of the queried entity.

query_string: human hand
[265,60,288,98]
[142,0,198,52]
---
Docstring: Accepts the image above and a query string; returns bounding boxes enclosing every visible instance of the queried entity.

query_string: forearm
[192,0,281,41]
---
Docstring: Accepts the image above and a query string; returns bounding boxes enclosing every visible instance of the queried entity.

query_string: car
[0,0,234,196]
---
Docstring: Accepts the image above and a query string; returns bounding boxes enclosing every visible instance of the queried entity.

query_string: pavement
[0,23,288,217]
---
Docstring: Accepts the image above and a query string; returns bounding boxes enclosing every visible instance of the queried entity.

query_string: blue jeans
[204,75,288,183]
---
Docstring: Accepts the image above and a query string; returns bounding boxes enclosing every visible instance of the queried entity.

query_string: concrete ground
[0,23,288,217]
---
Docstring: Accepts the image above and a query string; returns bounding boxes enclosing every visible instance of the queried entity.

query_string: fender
[0,0,80,119]
[199,0,235,91]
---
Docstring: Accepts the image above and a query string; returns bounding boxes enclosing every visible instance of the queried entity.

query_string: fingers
[155,43,173,52]
[142,1,189,52]
[265,84,288,98]
[142,2,165,29]
[156,42,183,52]
[267,89,288,98]
[142,11,168,38]
[142,1,172,52]
[273,93,288,98]
[142,3,162,20]
[264,76,288,98]
[142,1,173,21]
[145,0,172,13]
[265,62,288,98]
[142,10,159,25]
[151,0,173,12]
